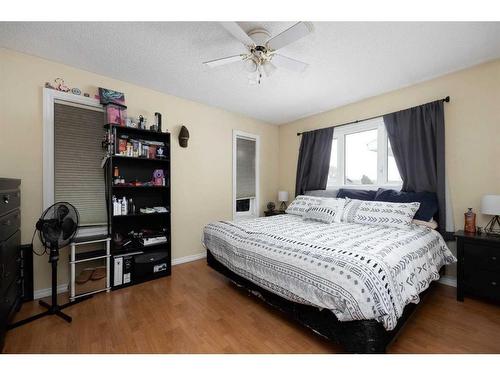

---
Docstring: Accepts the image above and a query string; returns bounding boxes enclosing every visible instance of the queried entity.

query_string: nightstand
[455,230,500,303]
[264,210,286,217]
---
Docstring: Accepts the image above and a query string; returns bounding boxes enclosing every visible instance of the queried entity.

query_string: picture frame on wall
[98,87,125,105]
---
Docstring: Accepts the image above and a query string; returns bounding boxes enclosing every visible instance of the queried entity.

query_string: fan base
[8,296,92,329]
[8,249,91,330]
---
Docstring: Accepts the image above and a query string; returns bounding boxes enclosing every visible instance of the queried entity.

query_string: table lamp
[278,191,289,211]
[481,194,500,235]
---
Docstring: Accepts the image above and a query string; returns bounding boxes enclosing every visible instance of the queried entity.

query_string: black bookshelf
[104,123,171,290]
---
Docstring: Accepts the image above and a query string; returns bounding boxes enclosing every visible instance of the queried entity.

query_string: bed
[202,213,456,353]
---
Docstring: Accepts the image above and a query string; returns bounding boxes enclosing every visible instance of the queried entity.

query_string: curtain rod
[296,96,450,136]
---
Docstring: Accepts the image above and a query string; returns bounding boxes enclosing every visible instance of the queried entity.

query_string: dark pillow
[336,188,377,201]
[305,189,339,198]
[374,188,438,222]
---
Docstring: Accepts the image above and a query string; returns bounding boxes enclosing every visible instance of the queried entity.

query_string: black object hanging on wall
[179,125,189,148]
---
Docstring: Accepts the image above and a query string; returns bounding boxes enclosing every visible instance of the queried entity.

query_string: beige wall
[0,48,280,292]
[279,59,500,231]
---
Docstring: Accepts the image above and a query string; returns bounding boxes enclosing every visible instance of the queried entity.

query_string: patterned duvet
[202,214,456,330]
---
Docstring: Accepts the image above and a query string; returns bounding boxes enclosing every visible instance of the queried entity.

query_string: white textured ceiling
[1,22,500,124]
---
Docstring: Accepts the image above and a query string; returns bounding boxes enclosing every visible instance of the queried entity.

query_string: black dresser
[0,178,22,351]
[455,230,500,303]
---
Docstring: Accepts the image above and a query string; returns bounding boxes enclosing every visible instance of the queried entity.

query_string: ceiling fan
[203,22,313,85]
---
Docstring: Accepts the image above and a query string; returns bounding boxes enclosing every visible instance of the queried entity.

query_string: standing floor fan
[10,202,88,329]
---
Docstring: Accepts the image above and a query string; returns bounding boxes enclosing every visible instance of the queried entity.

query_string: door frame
[232,130,260,220]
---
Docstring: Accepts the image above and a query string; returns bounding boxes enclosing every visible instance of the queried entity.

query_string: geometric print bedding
[285,195,322,216]
[303,198,345,224]
[203,214,456,330]
[342,198,420,229]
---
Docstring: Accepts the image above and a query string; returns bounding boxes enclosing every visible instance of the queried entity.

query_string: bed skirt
[207,249,433,353]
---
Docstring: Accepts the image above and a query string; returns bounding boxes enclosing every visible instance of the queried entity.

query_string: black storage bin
[134,251,169,281]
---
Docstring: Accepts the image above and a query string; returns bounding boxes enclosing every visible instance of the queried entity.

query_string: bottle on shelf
[122,196,128,216]
[128,198,135,215]
[113,195,120,216]
[464,208,476,233]
[114,167,119,185]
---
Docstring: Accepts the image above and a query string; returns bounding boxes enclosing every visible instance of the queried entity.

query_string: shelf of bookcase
[104,123,170,137]
[111,155,169,163]
[112,185,169,190]
[112,212,169,219]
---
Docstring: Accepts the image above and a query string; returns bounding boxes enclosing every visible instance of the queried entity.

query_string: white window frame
[43,88,106,237]
[327,117,402,189]
[232,130,260,220]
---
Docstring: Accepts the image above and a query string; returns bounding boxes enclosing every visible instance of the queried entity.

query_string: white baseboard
[172,251,206,266]
[438,275,457,288]
[34,284,69,300]
[33,252,207,299]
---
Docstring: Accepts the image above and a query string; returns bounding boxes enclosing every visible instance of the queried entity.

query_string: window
[44,89,107,237]
[327,117,402,187]
[54,102,106,226]
[327,138,338,183]
[345,129,378,185]
[387,142,401,184]
[233,131,259,219]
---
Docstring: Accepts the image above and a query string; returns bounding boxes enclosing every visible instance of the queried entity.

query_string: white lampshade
[278,191,289,203]
[481,195,500,215]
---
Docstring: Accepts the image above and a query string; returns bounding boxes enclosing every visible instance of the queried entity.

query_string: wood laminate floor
[3,259,500,353]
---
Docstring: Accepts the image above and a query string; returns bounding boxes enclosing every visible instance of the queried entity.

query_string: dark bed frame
[207,249,436,353]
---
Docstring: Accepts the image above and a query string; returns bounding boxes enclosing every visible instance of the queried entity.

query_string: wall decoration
[98,87,125,105]
[71,88,82,95]
[54,78,70,92]
[179,125,190,148]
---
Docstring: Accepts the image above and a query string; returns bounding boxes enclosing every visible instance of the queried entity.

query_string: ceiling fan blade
[220,22,255,47]
[266,22,313,51]
[203,54,245,68]
[272,54,309,73]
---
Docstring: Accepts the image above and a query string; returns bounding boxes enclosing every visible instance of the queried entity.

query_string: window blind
[236,137,256,199]
[54,102,106,226]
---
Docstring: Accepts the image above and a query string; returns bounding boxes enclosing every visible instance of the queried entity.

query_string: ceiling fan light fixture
[262,62,277,77]
[244,58,258,73]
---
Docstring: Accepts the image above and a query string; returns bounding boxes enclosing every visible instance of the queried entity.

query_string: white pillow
[303,198,345,224]
[412,219,438,230]
[342,198,420,229]
[285,195,322,216]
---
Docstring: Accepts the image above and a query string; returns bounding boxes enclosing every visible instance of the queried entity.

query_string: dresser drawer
[464,242,500,272]
[464,269,500,302]
[0,276,20,325]
[0,209,20,242]
[0,253,20,296]
[0,188,20,217]
[0,230,21,270]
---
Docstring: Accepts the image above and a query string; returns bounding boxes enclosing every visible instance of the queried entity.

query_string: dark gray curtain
[383,100,447,234]
[295,127,334,196]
